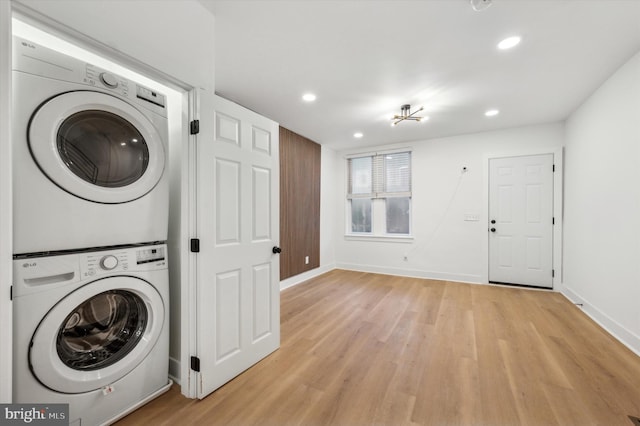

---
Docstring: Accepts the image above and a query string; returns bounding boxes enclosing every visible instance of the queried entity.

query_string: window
[347,151,411,236]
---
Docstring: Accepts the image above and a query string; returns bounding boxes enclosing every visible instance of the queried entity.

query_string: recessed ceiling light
[485,109,500,117]
[353,132,363,138]
[302,93,316,102]
[497,36,521,50]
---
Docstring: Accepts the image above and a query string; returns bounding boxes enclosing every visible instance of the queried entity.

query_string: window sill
[344,234,414,243]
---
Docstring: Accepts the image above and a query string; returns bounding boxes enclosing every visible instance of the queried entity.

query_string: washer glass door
[29,276,164,394]
[57,289,147,371]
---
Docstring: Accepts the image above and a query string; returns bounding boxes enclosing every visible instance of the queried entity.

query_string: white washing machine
[13,243,171,425]
[12,36,169,255]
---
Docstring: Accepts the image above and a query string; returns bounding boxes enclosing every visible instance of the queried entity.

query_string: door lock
[490,228,496,232]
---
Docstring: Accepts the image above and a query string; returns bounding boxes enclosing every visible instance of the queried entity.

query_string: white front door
[195,92,280,398]
[489,154,554,288]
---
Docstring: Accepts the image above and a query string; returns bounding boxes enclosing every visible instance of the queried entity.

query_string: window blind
[348,151,411,199]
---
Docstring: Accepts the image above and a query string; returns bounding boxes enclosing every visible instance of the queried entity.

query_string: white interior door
[196,92,280,398]
[489,154,554,288]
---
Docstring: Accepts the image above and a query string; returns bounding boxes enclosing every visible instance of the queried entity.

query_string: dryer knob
[99,72,119,89]
[100,255,119,270]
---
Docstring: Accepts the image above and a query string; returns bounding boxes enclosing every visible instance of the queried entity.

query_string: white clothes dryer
[12,36,169,255]
[13,243,171,426]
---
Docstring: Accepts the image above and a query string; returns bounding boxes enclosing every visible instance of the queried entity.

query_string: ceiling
[199,0,640,151]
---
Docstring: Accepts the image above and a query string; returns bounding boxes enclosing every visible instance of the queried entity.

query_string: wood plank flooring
[116,269,640,425]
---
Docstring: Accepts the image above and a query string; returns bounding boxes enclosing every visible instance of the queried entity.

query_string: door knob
[490,219,496,224]
[490,228,496,233]
[272,246,282,254]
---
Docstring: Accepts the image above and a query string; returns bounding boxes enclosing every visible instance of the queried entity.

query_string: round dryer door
[29,276,165,394]
[28,91,166,204]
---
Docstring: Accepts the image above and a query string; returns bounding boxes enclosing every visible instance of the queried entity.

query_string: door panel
[196,92,280,398]
[253,167,271,240]
[215,158,241,245]
[489,154,553,288]
[215,270,241,361]
[252,262,272,341]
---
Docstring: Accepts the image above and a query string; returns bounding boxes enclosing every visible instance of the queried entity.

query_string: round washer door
[30,276,165,394]
[29,91,165,204]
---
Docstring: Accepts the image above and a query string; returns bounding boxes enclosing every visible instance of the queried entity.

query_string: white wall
[563,50,640,354]
[0,0,12,404]
[335,123,565,283]
[320,145,338,268]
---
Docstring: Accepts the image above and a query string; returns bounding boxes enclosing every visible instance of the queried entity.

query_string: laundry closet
[11,29,175,425]
[0,0,220,420]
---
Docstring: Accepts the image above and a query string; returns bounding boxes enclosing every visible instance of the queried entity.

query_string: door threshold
[489,281,553,291]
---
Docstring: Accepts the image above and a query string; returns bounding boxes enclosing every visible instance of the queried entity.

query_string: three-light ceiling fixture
[390,104,426,127]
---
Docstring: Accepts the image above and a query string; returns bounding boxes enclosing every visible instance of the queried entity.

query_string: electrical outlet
[305,256,309,265]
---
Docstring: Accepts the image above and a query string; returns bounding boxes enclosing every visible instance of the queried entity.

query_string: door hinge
[191,356,201,372]
[552,164,555,172]
[552,269,555,278]
[552,217,555,225]
[190,238,200,253]
[190,119,200,135]
[10,285,12,301]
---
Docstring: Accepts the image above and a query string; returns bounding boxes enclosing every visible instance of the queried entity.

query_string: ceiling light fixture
[302,93,316,102]
[391,104,426,127]
[497,36,521,50]
[354,132,363,138]
[485,109,500,117]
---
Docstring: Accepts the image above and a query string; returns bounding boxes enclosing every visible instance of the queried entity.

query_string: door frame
[482,147,564,289]
[0,0,12,404]
[180,88,199,398]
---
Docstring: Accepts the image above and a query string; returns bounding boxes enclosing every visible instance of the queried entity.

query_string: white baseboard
[561,285,640,357]
[279,263,337,291]
[335,262,484,284]
[168,356,181,385]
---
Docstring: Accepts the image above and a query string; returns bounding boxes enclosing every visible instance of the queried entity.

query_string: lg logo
[22,262,36,268]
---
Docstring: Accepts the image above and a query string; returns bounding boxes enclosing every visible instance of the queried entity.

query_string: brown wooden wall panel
[280,127,321,280]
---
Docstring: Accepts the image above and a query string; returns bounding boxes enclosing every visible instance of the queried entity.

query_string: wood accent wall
[279,127,321,280]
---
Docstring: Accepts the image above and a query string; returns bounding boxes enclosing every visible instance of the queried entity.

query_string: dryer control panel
[13,36,167,116]
[85,64,130,98]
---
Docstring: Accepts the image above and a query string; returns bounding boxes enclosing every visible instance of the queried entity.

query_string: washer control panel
[136,246,166,265]
[100,255,119,270]
[82,250,129,278]
[80,245,167,279]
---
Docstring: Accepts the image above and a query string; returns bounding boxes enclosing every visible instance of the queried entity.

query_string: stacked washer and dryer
[12,37,172,425]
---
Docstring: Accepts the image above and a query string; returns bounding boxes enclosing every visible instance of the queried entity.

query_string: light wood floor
[116,269,640,425]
